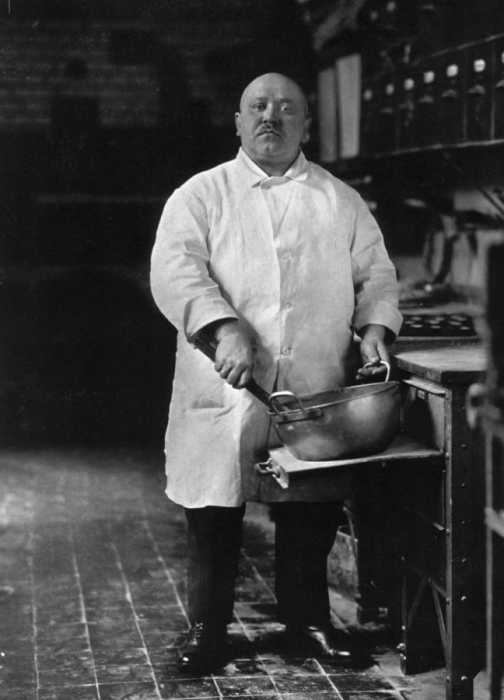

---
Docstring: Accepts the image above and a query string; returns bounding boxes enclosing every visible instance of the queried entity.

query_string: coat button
[282,252,292,261]
[281,345,291,356]
[283,301,292,309]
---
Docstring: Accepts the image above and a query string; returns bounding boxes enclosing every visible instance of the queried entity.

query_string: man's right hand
[214,322,254,389]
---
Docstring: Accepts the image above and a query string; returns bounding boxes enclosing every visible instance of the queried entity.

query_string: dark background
[0,0,318,448]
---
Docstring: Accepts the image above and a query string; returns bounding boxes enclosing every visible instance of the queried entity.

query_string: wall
[0,0,316,448]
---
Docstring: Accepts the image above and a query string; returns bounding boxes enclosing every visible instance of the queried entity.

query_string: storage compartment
[467,0,504,43]
[397,67,422,150]
[417,59,440,146]
[401,378,446,450]
[396,506,447,588]
[438,49,466,144]
[441,0,469,47]
[360,76,378,155]
[376,71,398,153]
[399,563,447,675]
[493,37,504,139]
[466,41,493,142]
[395,460,445,528]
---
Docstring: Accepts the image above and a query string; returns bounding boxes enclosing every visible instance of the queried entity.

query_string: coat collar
[236,147,308,188]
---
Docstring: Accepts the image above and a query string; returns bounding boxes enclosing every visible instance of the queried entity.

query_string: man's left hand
[356,324,390,381]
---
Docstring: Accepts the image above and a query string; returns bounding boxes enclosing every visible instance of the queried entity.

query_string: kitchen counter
[390,337,486,383]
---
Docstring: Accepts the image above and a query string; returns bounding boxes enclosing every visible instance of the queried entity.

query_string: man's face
[235,74,311,175]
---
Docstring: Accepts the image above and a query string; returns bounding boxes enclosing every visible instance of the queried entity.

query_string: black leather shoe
[284,623,362,664]
[177,622,228,675]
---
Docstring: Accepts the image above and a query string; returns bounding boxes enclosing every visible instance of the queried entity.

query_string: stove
[399,312,477,338]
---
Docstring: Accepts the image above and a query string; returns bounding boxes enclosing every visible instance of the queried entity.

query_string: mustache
[258,126,281,135]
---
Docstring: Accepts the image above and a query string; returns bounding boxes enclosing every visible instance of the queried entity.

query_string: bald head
[235,73,311,176]
[239,73,309,116]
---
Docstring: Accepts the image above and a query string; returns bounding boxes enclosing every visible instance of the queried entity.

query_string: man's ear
[235,112,241,136]
[301,117,312,143]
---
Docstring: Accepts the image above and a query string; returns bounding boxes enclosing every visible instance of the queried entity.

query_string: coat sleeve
[349,191,403,339]
[150,187,238,339]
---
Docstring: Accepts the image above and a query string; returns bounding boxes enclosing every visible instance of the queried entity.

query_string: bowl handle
[362,361,391,382]
[269,390,308,417]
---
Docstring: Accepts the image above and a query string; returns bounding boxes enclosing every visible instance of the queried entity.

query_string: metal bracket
[254,459,289,489]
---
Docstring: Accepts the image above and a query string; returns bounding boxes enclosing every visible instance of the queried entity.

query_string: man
[150,73,402,674]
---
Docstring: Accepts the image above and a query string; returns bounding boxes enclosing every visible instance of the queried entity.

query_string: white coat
[150,149,402,507]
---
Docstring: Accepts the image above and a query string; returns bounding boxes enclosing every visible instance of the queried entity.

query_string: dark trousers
[185,504,246,625]
[184,501,343,626]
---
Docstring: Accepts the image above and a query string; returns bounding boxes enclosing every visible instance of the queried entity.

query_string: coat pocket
[172,345,227,410]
